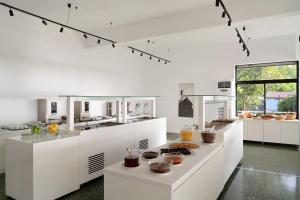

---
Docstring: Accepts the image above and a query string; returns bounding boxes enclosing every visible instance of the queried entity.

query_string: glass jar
[180,125,193,141]
[124,148,140,168]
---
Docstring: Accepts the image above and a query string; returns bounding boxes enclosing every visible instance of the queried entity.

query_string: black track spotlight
[247,50,250,57]
[222,11,226,18]
[243,44,246,51]
[216,0,220,7]
[9,8,14,16]
[228,20,232,26]
[83,33,87,39]
[243,26,246,31]
[158,59,161,63]
[149,56,152,60]
[42,19,47,25]
[165,61,167,64]
[140,52,143,56]
[239,38,242,43]
[97,39,101,44]
[60,26,64,33]
[112,43,115,48]
[132,49,134,53]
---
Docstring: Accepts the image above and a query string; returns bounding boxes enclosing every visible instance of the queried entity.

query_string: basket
[275,115,286,121]
[285,113,296,120]
[201,131,216,143]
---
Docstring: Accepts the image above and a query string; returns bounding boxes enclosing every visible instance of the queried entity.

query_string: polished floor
[219,142,300,200]
[1,140,299,200]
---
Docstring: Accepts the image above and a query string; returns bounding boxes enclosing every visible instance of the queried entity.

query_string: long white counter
[104,120,243,200]
[5,118,167,200]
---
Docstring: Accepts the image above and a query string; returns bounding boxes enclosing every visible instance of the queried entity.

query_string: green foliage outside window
[236,63,298,114]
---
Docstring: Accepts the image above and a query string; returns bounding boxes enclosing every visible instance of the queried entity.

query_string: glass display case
[59,95,160,130]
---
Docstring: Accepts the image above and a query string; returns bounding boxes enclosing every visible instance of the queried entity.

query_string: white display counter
[243,119,300,147]
[5,118,167,200]
[104,120,243,200]
[5,131,80,200]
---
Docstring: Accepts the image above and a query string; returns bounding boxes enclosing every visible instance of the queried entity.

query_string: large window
[236,61,299,116]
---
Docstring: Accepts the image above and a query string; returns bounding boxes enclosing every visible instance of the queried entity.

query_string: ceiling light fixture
[228,20,232,26]
[112,43,115,48]
[83,33,87,39]
[42,19,47,25]
[9,8,13,16]
[132,49,134,53]
[222,11,226,18]
[140,52,143,56]
[60,26,64,33]
[158,59,161,63]
[215,0,220,7]
[97,39,101,44]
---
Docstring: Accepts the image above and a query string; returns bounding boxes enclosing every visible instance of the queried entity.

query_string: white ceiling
[126,14,300,57]
[3,0,300,51]
[6,0,213,31]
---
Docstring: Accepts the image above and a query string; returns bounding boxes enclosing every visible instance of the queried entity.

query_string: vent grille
[218,107,225,119]
[88,153,104,174]
[139,139,149,149]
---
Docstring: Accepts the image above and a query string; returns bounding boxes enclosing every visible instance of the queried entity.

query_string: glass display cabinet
[59,95,159,130]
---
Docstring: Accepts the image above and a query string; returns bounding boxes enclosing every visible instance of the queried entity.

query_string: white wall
[144,34,298,133]
[0,10,145,125]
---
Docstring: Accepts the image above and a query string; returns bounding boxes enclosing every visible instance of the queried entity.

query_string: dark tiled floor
[1,140,300,200]
[219,142,300,200]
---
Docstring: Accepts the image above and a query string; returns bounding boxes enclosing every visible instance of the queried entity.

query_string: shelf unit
[59,95,159,130]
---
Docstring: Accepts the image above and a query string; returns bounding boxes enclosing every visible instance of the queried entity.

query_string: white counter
[5,131,80,200]
[242,118,300,147]
[104,120,243,200]
[5,118,167,200]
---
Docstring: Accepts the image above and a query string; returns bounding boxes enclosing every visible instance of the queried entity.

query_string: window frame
[235,61,299,118]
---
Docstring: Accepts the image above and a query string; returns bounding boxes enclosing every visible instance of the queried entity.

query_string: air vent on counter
[218,107,225,119]
[88,153,104,174]
[139,139,149,149]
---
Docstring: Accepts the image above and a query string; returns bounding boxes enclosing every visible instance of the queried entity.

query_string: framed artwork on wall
[178,83,194,118]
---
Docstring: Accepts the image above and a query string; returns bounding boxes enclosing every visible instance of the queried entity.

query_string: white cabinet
[172,165,206,200]
[281,122,299,145]
[205,147,225,200]
[6,136,80,200]
[173,147,224,200]
[244,120,264,142]
[243,119,300,145]
[264,121,281,143]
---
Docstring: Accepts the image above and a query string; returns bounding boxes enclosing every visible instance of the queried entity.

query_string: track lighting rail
[0,2,117,44]
[128,46,171,64]
[0,2,171,64]
[215,0,232,26]
[235,28,250,57]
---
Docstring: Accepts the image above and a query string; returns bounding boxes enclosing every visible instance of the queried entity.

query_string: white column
[198,96,205,131]
[151,98,156,118]
[122,98,128,123]
[116,100,122,123]
[67,96,75,131]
